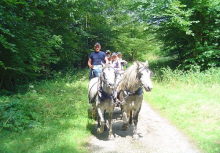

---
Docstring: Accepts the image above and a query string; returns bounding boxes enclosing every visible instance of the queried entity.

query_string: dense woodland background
[0,0,219,90]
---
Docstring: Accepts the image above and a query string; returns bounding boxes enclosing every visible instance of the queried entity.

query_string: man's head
[94,42,101,52]
[117,52,122,58]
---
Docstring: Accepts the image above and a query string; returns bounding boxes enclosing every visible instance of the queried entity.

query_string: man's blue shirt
[89,51,106,65]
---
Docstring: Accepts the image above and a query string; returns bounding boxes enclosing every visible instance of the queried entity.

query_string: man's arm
[105,57,109,64]
[88,58,93,69]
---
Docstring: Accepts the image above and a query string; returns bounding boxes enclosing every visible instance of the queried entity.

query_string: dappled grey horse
[88,64,117,139]
[117,60,153,139]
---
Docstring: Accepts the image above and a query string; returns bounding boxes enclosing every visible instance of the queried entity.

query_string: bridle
[116,64,153,106]
[136,64,153,85]
[136,64,153,92]
[98,65,118,105]
[100,65,118,88]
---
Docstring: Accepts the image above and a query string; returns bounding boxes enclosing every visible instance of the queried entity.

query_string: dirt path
[86,101,201,153]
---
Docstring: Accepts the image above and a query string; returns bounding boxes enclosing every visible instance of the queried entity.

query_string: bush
[157,66,220,85]
[0,68,89,132]
[0,97,41,132]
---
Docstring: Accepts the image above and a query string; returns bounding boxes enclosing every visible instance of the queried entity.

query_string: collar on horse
[119,86,143,98]
[115,86,143,106]
[124,87,143,96]
[98,89,114,101]
[98,66,117,104]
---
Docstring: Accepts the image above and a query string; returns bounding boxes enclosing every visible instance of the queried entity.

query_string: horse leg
[104,110,109,131]
[133,107,141,140]
[127,110,130,122]
[122,109,129,130]
[108,111,114,139]
[97,107,105,134]
[129,110,133,125]
[97,109,101,128]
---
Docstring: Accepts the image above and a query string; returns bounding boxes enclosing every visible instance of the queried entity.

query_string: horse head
[100,63,116,90]
[136,60,153,92]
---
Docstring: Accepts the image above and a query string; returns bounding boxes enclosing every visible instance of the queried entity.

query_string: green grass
[144,66,220,153]
[0,69,92,153]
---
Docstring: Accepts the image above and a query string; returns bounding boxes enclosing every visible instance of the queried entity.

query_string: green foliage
[2,0,153,90]
[184,43,220,69]
[157,66,220,85]
[0,97,41,132]
[1,0,219,91]
[0,69,91,152]
[149,0,220,70]
[0,1,65,89]
[0,68,90,132]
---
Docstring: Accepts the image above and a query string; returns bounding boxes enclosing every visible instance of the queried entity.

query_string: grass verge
[144,66,220,153]
[0,69,92,153]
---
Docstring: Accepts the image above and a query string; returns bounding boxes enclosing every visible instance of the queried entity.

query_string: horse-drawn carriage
[88,60,153,139]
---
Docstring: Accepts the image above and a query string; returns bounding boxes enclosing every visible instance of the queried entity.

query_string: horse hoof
[97,128,104,134]
[133,134,139,140]
[108,134,114,140]
[122,124,128,131]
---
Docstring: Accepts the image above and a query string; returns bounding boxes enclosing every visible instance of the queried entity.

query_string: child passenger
[111,52,122,71]
[106,50,112,63]
[117,52,127,70]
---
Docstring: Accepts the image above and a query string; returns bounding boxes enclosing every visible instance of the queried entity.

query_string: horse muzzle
[144,86,152,92]
[107,83,115,89]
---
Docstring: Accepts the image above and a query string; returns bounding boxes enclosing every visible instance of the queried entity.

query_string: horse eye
[137,73,142,78]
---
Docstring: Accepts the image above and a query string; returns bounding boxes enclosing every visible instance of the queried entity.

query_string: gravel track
[86,101,202,153]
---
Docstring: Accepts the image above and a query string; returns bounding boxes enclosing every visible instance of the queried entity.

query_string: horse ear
[135,61,140,68]
[135,61,140,72]
[145,60,149,67]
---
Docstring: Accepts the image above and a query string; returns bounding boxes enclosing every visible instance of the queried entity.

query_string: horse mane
[117,62,139,91]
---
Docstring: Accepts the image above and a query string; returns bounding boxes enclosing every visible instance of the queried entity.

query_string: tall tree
[137,0,220,69]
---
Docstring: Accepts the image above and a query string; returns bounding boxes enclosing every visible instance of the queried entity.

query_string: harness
[115,86,143,106]
[115,64,151,106]
[96,65,118,105]
[89,63,152,106]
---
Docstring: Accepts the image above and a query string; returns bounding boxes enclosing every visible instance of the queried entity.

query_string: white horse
[88,64,117,139]
[117,60,153,139]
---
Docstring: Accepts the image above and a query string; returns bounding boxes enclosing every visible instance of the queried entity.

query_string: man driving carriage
[88,42,109,79]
